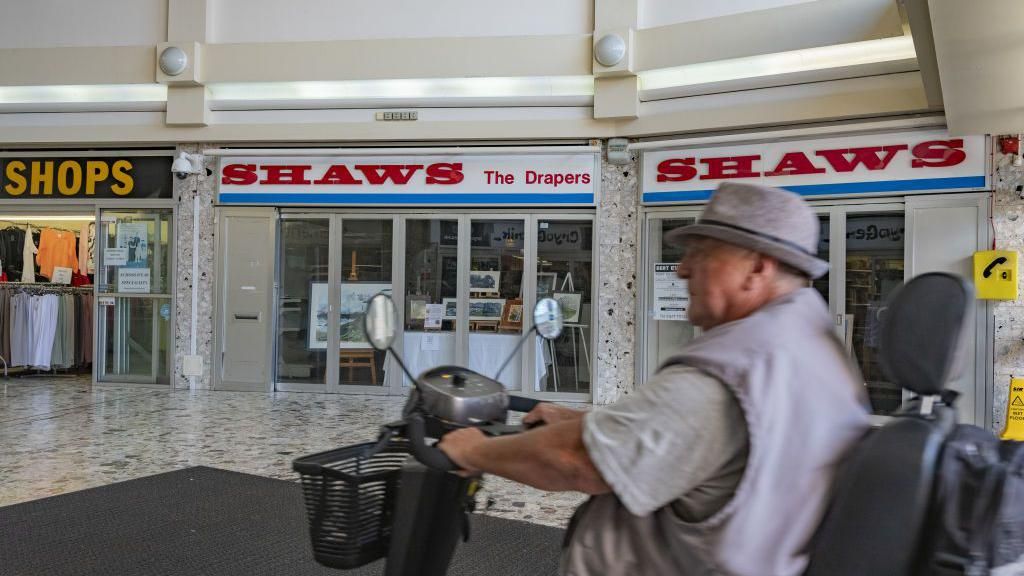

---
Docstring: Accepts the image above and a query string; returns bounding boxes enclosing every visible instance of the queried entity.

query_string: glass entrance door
[275,214,396,393]
[642,213,700,382]
[96,209,173,384]
[337,218,394,391]
[468,217,526,390]
[402,217,460,386]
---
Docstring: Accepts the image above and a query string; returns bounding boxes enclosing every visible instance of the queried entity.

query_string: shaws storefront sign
[642,130,988,204]
[216,153,597,206]
[0,156,173,199]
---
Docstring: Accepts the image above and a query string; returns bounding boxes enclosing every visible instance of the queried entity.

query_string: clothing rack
[0,282,91,290]
[0,220,81,234]
[0,283,94,377]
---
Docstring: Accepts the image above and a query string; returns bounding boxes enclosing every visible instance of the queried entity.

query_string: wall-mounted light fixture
[594,34,627,67]
[158,46,189,77]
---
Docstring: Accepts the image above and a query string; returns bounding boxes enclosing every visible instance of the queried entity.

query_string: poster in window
[116,223,149,269]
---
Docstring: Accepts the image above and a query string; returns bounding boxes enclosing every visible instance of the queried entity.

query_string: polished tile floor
[0,377,584,527]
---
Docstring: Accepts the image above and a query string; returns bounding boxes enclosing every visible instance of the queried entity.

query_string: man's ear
[742,254,773,290]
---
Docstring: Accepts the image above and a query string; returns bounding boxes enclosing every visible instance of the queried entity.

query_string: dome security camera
[172,152,202,180]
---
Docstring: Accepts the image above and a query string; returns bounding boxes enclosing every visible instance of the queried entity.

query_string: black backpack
[919,423,1024,575]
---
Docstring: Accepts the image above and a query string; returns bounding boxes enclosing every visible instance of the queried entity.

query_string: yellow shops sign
[0,156,173,199]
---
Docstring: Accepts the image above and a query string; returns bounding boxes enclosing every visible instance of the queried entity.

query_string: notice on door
[118,268,151,293]
[653,263,689,321]
[98,296,115,307]
[104,247,128,266]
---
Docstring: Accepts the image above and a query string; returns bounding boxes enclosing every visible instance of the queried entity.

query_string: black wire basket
[293,435,411,569]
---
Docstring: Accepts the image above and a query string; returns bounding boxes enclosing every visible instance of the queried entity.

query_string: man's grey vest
[563,288,871,576]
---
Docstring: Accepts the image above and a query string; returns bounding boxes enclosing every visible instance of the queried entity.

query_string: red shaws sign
[641,130,988,203]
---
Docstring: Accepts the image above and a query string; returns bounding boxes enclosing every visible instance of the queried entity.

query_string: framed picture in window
[469,270,501,295]
[500,298,523,332]
[552,292,582,323]
[469,298,505,321]
[536,272,557,295]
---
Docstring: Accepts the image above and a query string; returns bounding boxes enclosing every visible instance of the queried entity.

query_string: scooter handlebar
[406,414,458,472]
[507,395,541,413]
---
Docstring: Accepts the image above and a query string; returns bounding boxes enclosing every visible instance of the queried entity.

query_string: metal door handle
[233,313,260,321]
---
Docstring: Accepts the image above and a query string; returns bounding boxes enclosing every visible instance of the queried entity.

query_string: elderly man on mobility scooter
[439,182,872,576]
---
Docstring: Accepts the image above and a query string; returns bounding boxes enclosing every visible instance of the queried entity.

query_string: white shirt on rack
[21,225,37,283]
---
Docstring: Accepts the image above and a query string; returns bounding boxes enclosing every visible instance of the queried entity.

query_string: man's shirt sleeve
[582,365,747,517]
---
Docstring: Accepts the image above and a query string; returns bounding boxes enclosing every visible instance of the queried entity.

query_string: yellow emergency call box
[973,250,1018,300]
[1002,377,1024,441]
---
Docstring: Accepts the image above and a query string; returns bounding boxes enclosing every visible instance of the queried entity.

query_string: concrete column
[173,143,216,390]
[594,143,639,405]
[991,137,1024,432]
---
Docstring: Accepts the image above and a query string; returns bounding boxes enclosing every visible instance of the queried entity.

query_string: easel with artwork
[549,272,591,392]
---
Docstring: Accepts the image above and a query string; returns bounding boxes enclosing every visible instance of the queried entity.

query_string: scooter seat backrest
[804,273,970,576]
[879,272,972,397]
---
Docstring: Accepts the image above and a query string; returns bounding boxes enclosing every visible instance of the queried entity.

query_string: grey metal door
[906,193,991,426]
[215,207,276,391]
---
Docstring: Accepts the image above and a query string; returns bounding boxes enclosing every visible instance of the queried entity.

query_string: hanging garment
[1,289,11,364]
[21,226,37,283]
[9,292,32,367]
[50,295,67,368]
[0,227,26,279]
[30,294,59,369]
[36,228,78,280]
[79,292,93,365]
[78,221,95,275]
[62,293,75,368]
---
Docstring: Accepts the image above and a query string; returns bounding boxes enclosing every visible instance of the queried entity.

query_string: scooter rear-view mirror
[534,297,564,340]
[364,293,398,351]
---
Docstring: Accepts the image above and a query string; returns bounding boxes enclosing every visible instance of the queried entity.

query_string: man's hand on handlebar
[437,427,486,477]
[523,404,585,427]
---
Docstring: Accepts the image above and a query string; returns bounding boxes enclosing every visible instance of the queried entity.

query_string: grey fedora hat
[665,182,829,279]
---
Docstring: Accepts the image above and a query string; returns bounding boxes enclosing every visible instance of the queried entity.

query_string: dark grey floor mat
[0,466,564,576]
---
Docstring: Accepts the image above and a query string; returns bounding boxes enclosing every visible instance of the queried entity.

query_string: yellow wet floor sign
[1002,378,1024,441]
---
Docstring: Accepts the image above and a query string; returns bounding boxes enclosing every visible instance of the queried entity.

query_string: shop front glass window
[339,219,392,387]
[536,219,593,393]
[469,219,525,389]
[404,219,458,385]
[846,213,905,415]
[645,218,699,378]
[814,216,830,304]
[96,209,173,384]
[276,218,330,386]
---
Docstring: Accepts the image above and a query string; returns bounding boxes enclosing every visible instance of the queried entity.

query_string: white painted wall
[639,0,817,29]
[0,0,168,49]
[209,0,593,43]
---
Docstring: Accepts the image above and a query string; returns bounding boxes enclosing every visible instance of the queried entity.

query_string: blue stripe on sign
[642,175,988,203]
[218,192,595,205]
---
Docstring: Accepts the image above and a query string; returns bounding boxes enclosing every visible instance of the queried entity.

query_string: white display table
[403,332,547,390]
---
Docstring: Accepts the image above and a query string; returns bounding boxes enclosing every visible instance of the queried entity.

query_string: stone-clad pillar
[594,145,639,405]
[173,143,217,390]
[992,138,1024,432]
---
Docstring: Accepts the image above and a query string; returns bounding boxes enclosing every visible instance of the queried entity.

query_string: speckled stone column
[594,145,639,405]
[173,143,217,390]
[991,138,1024,432]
